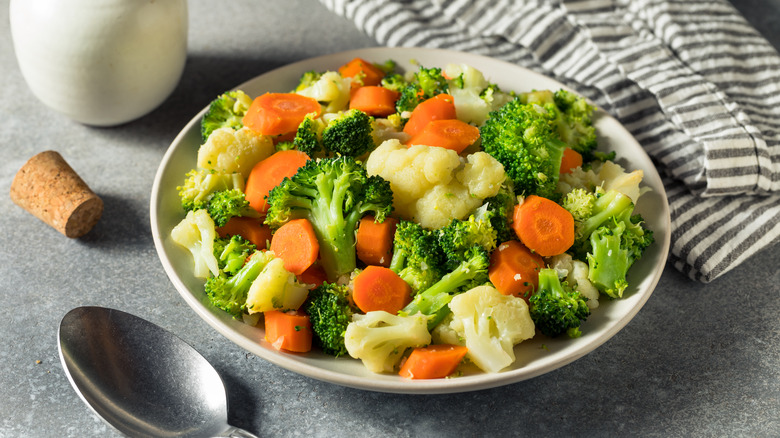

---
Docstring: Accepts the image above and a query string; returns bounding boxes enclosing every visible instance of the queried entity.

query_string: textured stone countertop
[1,0,778,436]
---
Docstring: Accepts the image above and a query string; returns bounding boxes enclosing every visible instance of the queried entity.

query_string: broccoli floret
[437,212,498,271]
[205,188,254,227]
[304,282,356,356]
[178,169,244,212]
[293,113,326,156]
[200,90,253,142]
[562,188,654,298]
[213,235,255,275]
[400,245,490,329]
[528,268,590,338]
[204,250,273,317]
[380,73,408,93]
[396,66,449,114]
[294,70,322,92]
[344,311,431,373]
[480,99,567,199]
[320,109,375,157]
[553,89,597,158]
[388,220,446,292]
[479,181,517,244]
[264,156,394,281]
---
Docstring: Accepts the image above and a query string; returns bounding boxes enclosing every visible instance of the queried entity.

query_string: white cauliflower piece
[435,285,536,373]
[170,209,219,279]
[598,161,647,204]
[443,63,514,125]
[366,140,506,229]
[549,254,599,309]
[246,256,311,314]
[344,311,431,374]
[295,71,352,113]
[197,127,274,178]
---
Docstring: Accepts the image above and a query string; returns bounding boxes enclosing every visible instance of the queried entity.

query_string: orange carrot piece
[349,86,400,117]
[264,310,312,353]
[489,240,545,302]
[399,344,468,379]
[560,147,583,174]
[245,149,310,214]
[402,94,456,137]
[338,57,386,87]
[242,92,322,136]
[512,195,575,257]
[217,216,273,250]
[352,265,412,314]
[296,263,327,288]
[356,216,398,267]
[406,119,480,154]
[269,218,320,276]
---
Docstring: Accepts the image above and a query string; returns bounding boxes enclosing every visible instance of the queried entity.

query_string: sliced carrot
[402,93,456,137]
[338,57,386,87]
[356,216,398,267]
[245,149,310,214]
[349,86,400,117]
[269,218,320,276]
[488,240,545,302]
[399,344,468,379]
[264,310,312,353]
[242,93,322,136]
[406,119,480,154]
[216,216,272,250]
[512,195,575,257]
[352,265,412,314]
[296,263,327,288]
[560,147,583,174]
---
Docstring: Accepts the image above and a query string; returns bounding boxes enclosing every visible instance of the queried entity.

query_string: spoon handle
[220,426,260,438]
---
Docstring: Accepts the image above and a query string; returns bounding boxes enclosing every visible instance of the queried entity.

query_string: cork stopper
[10,151,103,238]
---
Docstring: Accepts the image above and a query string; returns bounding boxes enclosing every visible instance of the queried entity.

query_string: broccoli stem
[580,190,634,238]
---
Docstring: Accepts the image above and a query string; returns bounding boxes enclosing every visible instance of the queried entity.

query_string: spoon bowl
[58,306,256,438]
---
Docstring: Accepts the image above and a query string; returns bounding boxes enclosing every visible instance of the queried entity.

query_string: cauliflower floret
[443,64,513,126]
[295,71,352,113]
[344,311,431,374]
[197,127,274,178]
[598,161,647,204]
[433,285,535,373]
[170,209,219,279]
[366,140,506,229]
[246,256,311,314]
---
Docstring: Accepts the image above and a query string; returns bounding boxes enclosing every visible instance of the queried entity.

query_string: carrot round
[216,216,272,250]
[264,310,312,353]
[406,119,480,154]
[245,149,310,214]
[352,265,412,314]
[560,147,583,174]
[488,240,545,301]
[242,93,322,136]
[270,218,320,276]
[297,263,327,288]
[402,94,456,137]
[338,57,386,87]
[399,344,468,379]
[356,216,398,267]
[512,195,575,257]
[349,86,400,117]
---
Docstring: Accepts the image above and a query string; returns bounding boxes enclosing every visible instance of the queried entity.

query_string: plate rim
[150,46,671,394]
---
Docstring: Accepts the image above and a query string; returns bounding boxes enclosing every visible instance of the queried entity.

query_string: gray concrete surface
[1,0,778,436]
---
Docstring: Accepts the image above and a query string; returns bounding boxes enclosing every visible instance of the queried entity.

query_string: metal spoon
[58,306,258,438]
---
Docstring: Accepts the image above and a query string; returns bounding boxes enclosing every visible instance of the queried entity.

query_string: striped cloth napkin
[319,0,780,282]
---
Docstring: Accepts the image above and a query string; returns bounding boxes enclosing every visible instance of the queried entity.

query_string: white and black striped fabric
[320,0,780,282]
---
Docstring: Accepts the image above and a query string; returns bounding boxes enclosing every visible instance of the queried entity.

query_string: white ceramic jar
[10,0,188,126]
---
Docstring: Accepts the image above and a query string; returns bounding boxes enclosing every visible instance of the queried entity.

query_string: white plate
[150,47,671,394]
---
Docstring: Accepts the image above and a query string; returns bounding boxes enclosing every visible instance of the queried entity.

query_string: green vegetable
[321,109,375,157]
[480,99,567,199]
[528,268,590,338]
[264,156,394,281]
[204,250,274,318]
[304,282,356,356]
[200,90,252,142]
[388,220,446,293]
[520,89,598,159]
[213,235,255,276]
[396,66,449,114]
